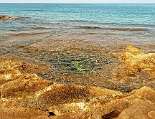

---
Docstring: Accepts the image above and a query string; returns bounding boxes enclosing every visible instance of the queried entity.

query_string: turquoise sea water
[0,4,155,31]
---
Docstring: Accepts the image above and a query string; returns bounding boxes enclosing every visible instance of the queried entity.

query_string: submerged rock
[0,51,155,119]
[0,15,17,21]
[0,15,28,21]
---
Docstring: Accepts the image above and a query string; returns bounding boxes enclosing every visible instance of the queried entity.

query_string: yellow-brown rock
[0,52,155,119]
[113,45,155,81]
[0,15,17,21]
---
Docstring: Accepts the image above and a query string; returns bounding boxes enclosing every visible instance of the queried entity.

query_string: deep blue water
[0,4,155,31]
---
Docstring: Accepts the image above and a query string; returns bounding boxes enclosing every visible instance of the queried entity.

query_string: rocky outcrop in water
[0,15,29,21]
[0,15,17,21]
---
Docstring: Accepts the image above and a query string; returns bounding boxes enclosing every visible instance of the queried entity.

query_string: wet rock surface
[0,45,155,119]
[0,29,155,118]
[0,15,29,21]
[0,15,18,21]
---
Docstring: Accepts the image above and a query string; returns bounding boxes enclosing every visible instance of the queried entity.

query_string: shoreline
[0,6,155,118]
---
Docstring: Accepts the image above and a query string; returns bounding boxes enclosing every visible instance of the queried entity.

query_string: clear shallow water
[0,3,155,31]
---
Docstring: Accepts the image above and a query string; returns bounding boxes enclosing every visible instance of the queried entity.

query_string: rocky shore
[0,14,155,118]
[0,45,155,119]
[0,3,155,118]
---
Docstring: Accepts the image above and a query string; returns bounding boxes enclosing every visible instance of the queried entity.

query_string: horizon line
[0,2,155,3]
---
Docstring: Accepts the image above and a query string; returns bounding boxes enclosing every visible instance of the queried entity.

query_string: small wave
[21,9,45,12]
[31,26,51,30]
[57,20,155,29]
[59,20,99,24]
[103,27,148,32]
[76,26,103,29]
[76,26,149,32]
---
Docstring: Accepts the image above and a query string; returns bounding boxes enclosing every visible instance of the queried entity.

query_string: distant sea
[0,3,155,31]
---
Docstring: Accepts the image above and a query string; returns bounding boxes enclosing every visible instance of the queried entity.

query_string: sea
[0,4,155,31]
[0,3,155,47]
